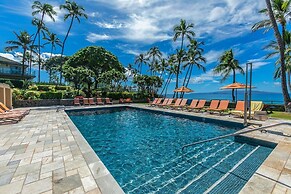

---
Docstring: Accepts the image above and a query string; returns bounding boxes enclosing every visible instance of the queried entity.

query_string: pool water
[67,107,273,194]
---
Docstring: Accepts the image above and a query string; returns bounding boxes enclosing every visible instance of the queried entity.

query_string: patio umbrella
[220,82,255,101]
[174,86,193,93]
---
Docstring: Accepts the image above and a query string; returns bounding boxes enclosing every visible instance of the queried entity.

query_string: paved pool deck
[0,104,290,193]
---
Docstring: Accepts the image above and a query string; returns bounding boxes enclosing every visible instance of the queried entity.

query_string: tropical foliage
[253,0,291,109]
[214,49,244,101]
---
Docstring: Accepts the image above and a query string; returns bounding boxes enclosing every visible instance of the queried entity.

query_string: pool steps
[122,143,269,194]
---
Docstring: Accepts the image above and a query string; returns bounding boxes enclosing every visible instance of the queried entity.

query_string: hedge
[39,92,63,99]
[0,79,23,88]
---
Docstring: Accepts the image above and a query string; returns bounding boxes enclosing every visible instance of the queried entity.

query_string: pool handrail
[181,122,291,151]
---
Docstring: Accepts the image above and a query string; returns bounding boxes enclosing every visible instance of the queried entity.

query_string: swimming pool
[67,107,273,194]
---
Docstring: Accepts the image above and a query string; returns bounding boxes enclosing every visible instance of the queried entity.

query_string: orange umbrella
[221,82,255,101]
[174,86,193,93]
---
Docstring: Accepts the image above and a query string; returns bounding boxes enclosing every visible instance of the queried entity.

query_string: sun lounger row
[148,98,264,117]
[0,102,30,125]
[74,97,113,106]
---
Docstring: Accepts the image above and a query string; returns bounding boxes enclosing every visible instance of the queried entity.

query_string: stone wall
[13,99,74,108]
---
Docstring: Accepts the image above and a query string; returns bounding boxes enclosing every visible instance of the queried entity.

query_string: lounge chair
[89,98,96,105]
[230,101,245,117]
[83,98,90,105]
[192,100,206,111]
[96,98,104,105]
[151,98,162,106]
[209,100,229,114]
[125,98,133,103]
[0,108,26,124]
[73,98,81,106]
[169,98,182,109]
[186,99,198,111]
[250,101,264,118]
[160,98,173,108]
[105,98,113,105]
[148,98,158,106]
[172,99,187,110]
[0,102,29,115]
[119,98,124,104]
[157,98,169,107]
[206,100,220,112]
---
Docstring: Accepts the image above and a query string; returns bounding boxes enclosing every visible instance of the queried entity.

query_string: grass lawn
[270,111,291,120]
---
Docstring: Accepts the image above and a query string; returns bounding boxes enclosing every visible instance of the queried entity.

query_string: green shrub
[0,79,24,88]
[24,91,40,100]
[55,85,69,90]
[12,88,24,100]
[28,85,38,91]
[63,89,78,98]
[37,85,51,91]
[121,92,134,99]
[39,92,63,99]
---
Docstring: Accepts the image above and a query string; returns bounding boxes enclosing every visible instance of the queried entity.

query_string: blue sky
[0,0,283,93]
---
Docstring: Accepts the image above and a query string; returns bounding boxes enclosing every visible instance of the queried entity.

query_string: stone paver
[0,107,124,194]
[0,104,290,193]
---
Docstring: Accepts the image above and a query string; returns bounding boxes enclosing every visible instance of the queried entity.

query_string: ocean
[166,90,284,105]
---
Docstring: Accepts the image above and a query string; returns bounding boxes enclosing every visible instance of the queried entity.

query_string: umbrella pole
[248,63,253,119]
[244,63,249,126]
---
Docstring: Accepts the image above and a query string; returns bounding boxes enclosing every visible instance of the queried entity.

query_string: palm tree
[253,0,291,108]
[32,18,48,82]
[147,46,162,75]
[214,49,244,102]
[30,1,56,73]
[158,58,168,79]
[173,19,195,97]
[265,30,291,91]
[5,31,35,77]
[60,0,88,83]
[43,31,62,59]
[160,55,178,97]
[181,39,206,97]
[134,53,147,74]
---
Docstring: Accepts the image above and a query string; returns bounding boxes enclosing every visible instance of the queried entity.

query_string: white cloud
[88,0,266,44]
[0,53,21,62]
[274,82,281,86]
[86,33,112,42]
[93,20,124,29]
[204,50,223,64]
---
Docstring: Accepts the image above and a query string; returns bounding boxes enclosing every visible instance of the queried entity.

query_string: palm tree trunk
[22,48,26,77]
[38,32,41,83]
[29,12,45,74]
[265,0,290,110]
[165,74,173,97]
[288,71,291,91]
[60,16,74,84]
[180,65,191,98]
[160,73,171,96]
[232,70,236,102]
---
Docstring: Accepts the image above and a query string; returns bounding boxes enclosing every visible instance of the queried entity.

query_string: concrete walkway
[0,108,123,194]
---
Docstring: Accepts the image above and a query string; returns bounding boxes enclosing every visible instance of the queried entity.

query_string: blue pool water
[67,107,273,194]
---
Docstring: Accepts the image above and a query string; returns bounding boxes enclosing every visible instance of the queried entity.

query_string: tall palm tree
[32,18,48,82]
[43,31,63,59]
[160,55,178,97]
[60,0,88,83]
[43,31,62,83]
[265,30,291,91]
[181,39,206,97]
[214,49,244,102]
[173,19,195,97]
[253,0,291,108]
[30,1,56,73]
[5,31,35,77]
[147,46,162,75]
[134,53,147,74]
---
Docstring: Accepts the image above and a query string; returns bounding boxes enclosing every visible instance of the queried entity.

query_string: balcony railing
[0,68,35,77]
